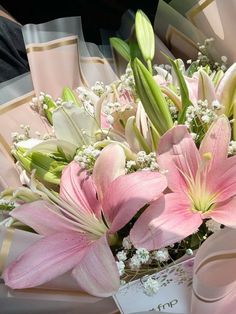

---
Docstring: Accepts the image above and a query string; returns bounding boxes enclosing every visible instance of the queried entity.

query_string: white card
[113,258,194,314]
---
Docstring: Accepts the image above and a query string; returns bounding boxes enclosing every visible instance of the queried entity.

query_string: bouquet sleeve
[22,17,118,98]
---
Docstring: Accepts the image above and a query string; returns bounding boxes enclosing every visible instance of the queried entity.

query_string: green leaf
[13,147,67,185]
[135,10,155,62]
[109,37,130,62]
[164,55,192,123]
[61,87,80,106]
[129,39,143,61]
[132,58,173,135]
[186,61,198,77]
[43,96,56,125]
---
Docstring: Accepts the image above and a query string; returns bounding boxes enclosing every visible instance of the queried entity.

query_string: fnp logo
[154,299,178,311]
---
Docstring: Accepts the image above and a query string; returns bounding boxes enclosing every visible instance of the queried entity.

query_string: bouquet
[0,7,236,313]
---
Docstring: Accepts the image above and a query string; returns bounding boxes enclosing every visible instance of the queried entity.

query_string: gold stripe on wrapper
[26,37,89,87]
[0,92,35,157]
[26,38,78,53]
[0,134,11,157]
[186,0,214,25]
[0,228,14,275]
[80,57,114,65]
[0,92,35,115]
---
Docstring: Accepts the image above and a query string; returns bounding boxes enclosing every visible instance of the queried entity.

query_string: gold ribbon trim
[186,0,214,25]
[0,92,35,115]
[26,38,78,53]
[0,228,14,275]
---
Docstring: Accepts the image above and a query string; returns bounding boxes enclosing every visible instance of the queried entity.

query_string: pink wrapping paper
[0,143,21,191]
[0,92,51,191]
[26,36,83,98]
[191,228,236,314]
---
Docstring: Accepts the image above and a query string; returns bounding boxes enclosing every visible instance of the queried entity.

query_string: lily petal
[216,63,236,116]
[52,104,97,146]
[27,139,77,162]
[103,171,167,233]
[158,125,200,192]
[199,116,230,170]
[185,75,198,104]
[206,197,236,227]
[198,70,216,105]
[3,232,90,289]
[60,161,100,217]
[130,193,202,250]
[207,158,236,204]
[10,200,82,235]
[72,235,120,297]
[92,144,126,202]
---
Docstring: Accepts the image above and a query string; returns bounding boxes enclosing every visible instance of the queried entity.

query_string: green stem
[147,59,152,74]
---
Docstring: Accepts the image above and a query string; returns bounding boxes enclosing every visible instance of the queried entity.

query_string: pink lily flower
[131,116,236,250]
[3,144,167,297]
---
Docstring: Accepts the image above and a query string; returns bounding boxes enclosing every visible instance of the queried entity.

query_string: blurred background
[0,0,159,43]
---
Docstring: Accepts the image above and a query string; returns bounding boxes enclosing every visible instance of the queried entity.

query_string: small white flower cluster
[195,38,228,71]
[126,151,160,173]
[103,101,121,126]
[115,237,131,277]
[152,248,170,263]
[11,124,31,143]
[129,248,150,270]
[119,65,135,92]
[116,239,171,282]
[206,219,222,233]
[74,145,101,171]
[116,261,126,276]
[185,100,222,128]
[228,141,236,155]
[91,81,106,97]
[29,92,46,113]
[153,63,172,72]
[168,102,178,120]
[122,236,132,250]
[76,87,96,116]
[142,277,160,296]
[185,248,194,256]
[103,100,133,126]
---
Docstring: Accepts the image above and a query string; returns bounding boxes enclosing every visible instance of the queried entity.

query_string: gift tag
[113,258,194,314]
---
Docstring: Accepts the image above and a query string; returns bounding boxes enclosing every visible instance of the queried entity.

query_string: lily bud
[216,63,236,116]
[12,147,67,185]
[135,10,155,63]
[109,37,130,62]
[198,70,216,105]
[132,58,173,135]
